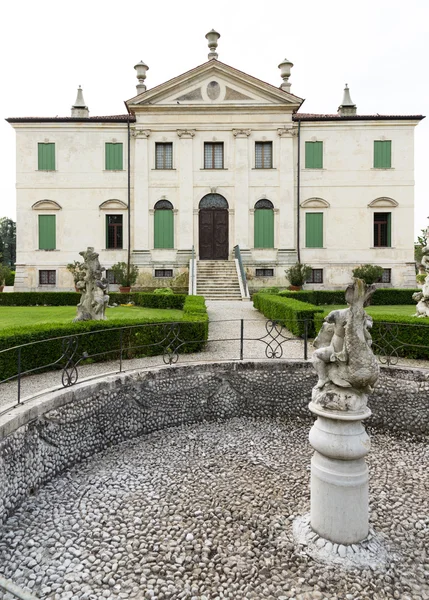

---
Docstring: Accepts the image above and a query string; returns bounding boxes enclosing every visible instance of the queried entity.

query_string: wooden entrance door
[199,209,229,260]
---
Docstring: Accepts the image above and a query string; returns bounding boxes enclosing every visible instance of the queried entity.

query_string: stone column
[177,130,195,252]
[233,129,251,249]
[308,403,371,544]
[132,128,151,253]
[277,127,296,250]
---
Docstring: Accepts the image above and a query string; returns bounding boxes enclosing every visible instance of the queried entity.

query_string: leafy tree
[0,218,16,269]
[415,228,428,265]
[352,264,384,285]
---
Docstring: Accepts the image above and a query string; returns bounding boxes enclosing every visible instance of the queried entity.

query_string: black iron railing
[233,245,250,299]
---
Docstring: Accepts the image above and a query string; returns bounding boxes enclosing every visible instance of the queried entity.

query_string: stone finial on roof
[134,60,149,95]
[71,86,89,118]
[205,29,220,60]
[338,84,357,116]
[278,58,294,92]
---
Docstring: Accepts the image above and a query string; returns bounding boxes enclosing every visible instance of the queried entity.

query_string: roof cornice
[293,114,425,122]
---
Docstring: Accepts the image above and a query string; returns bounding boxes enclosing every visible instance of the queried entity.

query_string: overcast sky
[1,0,428,237]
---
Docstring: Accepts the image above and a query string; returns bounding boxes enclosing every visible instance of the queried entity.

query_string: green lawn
[320,305,416,317]
[0,306,184,330]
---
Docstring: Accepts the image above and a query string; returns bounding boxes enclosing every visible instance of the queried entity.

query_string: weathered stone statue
[74,247,109,322]
[413,244,429,317]
[306,278,380,546]
[312,279,379,411]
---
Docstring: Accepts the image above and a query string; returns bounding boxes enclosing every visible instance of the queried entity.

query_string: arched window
[154,200,174,249]
[254,199,274,248]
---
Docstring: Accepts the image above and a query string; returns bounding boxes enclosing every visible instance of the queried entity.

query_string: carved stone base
[311,382,368,412]
[308,403,371,545]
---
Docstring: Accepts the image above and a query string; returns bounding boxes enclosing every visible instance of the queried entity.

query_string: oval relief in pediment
[207,81,221,100]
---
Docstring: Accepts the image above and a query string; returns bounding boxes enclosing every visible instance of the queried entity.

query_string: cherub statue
[413,244,429,317]
[311,279,379,411]
[74,247,109,321]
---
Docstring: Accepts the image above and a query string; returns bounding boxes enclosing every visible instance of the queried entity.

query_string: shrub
[0,295,208,382]
[153,287,174,295]
[253,293,322,337]
[285,263,312,287]
[4,270,15,286]
[0,265,12,286]
[257,287,280,294]
[66,261,85,285]
[352,264,384,285]
[111,262,139,287]
[277,288,419,306]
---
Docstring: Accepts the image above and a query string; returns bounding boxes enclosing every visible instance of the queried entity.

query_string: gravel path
[0,417,427,600]
[0,302,305,411]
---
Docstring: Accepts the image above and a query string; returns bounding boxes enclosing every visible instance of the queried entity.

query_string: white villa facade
[7,31,424,292]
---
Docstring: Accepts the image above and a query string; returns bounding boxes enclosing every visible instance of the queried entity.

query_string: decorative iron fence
[0,318,428,411]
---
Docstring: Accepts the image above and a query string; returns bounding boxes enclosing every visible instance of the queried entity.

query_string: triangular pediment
[126,60,303,110]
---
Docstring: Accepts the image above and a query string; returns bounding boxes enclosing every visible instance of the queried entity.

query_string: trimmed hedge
[253,293,323,337]
[0,291,189,309]
[314,311,429,360]
[0,295,208,382]
[278,288,420,306]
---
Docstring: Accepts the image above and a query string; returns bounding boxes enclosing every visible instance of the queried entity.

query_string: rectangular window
[154,269,173,278]
[255,268,274,277]
[373,213,391,247]
[305,141,323,169]
[105,143,123,170]
[106,269,119,284]
[38,143,55,170]
[306,269,323,284]
[155,143,173,169]
[38,215,56,250]
[380,268,391,283]
[374,140,391,169]
[305,213,323,248]
[204,142,224,169]
[39,270,56,285]
[255,142,273,169]
[106,215,123,249]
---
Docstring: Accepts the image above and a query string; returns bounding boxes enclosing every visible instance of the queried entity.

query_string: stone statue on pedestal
[413,243,429,317]
[307,278,380,545]
[74,247,109,322]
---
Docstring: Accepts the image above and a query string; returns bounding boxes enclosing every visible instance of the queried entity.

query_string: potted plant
[352,264,384,285]
[285,262,312,290]
[0,264,11,292]
[67,260,86,291]
[111,261,139,293]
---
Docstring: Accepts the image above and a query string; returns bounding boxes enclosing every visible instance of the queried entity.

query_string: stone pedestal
[308,401,371,545]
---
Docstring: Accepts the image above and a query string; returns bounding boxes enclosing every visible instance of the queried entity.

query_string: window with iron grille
[255,268,274,277]
[155,143,173,169]
[106,215,123,249]
[255,142,273,169]
[154,269,173,278]
[106,269,120,284]
[373,213,391,247]
[204,142,224,169]
[306,269,323,284]
[380,268,391,283]
[39,270,56,285]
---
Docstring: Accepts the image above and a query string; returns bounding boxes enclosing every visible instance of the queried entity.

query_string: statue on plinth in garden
[311,278,379,412]
[413,243,429,317]
[74,247,109,322]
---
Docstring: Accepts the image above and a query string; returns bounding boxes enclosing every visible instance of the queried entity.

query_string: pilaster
[277,127,296,249]
[132,128,151,251]
[233,129,251,248]
[177,129,195,250]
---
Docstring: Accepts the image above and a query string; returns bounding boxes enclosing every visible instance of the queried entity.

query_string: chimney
[71,86,89,118]
[338,84,357,116]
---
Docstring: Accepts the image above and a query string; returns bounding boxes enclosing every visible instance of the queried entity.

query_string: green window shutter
[305,141,323,169]
[305,213,323,248]
[154,210,174,249]
[387,213,391,246]
[38,215,56,250]
[38,143,55,170]
[254,209,274,248]
[105,143,123,170]
[374,141,391,168]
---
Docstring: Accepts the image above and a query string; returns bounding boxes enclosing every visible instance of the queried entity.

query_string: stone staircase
[196,260,242,300]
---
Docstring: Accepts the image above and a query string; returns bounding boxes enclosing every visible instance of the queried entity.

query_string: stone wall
[0,361,428,524]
